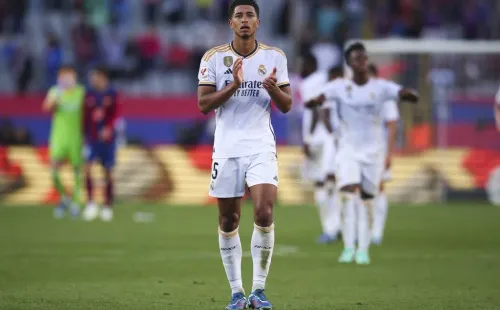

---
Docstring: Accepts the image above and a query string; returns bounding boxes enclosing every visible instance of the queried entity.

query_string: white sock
[219,227,244,295]
[372,192,388,241]
[251,223,275,292]
[341,192,357,249]
[314,188,330,234]
[326,191,342,237]
[357,199,372,252]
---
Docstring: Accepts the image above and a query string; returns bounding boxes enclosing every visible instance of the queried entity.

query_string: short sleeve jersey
[198,41,290,158]
[47,85,85,143]
[322,78,401,158]
[300,71,329,144]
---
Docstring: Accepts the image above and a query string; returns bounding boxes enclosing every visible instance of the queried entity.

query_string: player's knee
[340,184,358,193]
[254,202,273,227]
[219,212,240,232]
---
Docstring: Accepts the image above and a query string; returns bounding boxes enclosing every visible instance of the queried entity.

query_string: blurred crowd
[0,0,499,94]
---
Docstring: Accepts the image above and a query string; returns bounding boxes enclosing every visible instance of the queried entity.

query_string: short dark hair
[229,0,260,18]
[344,42,366,63]
[302,52,317,71]
[92,65,109,78]
[58,65,76,74]
[329,65,343,78]
[368,63,378,76]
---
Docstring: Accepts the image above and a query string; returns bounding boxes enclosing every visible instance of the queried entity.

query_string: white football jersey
[198,41,290,158]
[300,71,329,145]
[496,85,500,105]
[382,99,400,154]
[322,78,401,161]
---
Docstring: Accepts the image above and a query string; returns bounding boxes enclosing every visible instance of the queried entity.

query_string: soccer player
[320,42,418,264]
[82,66,120,222]
[367,63,400,245]
[197,1,292,308]
[300,56,341,244]
[43,66,85,219]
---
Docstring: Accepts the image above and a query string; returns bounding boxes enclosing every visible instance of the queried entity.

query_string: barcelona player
[82,66,120,222]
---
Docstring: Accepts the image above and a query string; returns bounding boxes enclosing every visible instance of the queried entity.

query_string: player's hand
[385,155,392,170]
[263,67,279,95]
[232,58,244,86]
[100,127,113,142]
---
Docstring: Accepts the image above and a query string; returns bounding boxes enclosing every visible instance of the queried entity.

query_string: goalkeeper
[43,66,85,218]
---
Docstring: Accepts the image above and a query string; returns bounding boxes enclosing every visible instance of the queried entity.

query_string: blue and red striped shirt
[84,87,120,143]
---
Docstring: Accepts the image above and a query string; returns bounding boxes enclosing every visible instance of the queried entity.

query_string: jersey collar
[230,40,259,59]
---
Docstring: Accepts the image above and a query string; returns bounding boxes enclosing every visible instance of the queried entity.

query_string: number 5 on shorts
[212,162,219,180]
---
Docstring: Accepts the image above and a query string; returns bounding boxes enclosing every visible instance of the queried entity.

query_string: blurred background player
[300,57,343,244]
[321,42,419,265]
[368,63,400,245]
[82,66,120,222]
[43,66,85,219]
[197,1,292,308]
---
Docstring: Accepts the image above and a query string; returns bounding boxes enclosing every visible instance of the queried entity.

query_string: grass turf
[0,203,499,310]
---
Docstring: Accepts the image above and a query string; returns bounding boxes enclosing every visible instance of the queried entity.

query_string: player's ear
[256,18,260,29]
[228,18,234,30]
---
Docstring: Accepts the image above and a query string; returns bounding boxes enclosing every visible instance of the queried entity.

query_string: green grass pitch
[1,203,499,310]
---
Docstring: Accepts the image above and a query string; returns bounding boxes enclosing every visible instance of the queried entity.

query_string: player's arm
[398,88,419,103]
[42,87,60,112]
[494,87,500,131]
[197,57,243,114]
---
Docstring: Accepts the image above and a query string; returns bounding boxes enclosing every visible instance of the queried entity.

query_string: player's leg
[50,140,70,218]
[246,152,278,309]
[82,143,100,221]
[209,158,247,309]
[69,141,83,217]
[308,145,335,243]
[356,161,384,265]
[322,137,341,242]
[100,143,117,222]
[372,179,389,245]
[336,152,362,263]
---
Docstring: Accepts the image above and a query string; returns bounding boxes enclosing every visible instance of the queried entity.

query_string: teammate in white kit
[197,1,292,309]
[300,54,342,244]
[367,63,400,245]
[320,42,418,265]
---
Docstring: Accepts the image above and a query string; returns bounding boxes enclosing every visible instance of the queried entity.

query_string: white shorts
[209,152,278,198]
[304,136,336,182]
[336,148,384,196]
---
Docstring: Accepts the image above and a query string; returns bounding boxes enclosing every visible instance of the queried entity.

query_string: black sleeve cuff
[278,83,290,89]
[199,84,216,87]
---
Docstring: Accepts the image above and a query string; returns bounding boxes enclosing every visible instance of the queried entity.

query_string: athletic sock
[85,172,94,203]
[72,167,81,204]
[105,178,114,207]
[52,169,65,196]
[372,192,388,240]
[341,192,357,249]
[314,188,330,234]
[251,223,275,292]
[219,227,244,295]
[326,191,341,237]
[357,199,372,252]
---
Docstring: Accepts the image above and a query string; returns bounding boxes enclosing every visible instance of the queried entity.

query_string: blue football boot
[247,289,272,309]
[225,292,248,310]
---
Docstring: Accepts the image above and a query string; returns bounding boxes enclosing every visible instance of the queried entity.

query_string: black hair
[92,65,109,78]
[344,42,366,64]
[59,64,76,73]
[368,63,378,76]
[328,65,343,78]
[302,52,317,71]
[229,0,260,18]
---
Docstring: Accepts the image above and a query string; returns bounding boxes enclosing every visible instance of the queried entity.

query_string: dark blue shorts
[85,142,117,169]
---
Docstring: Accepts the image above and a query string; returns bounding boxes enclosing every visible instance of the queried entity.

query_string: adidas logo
[273,176,278,182]
[224,68,233,74]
